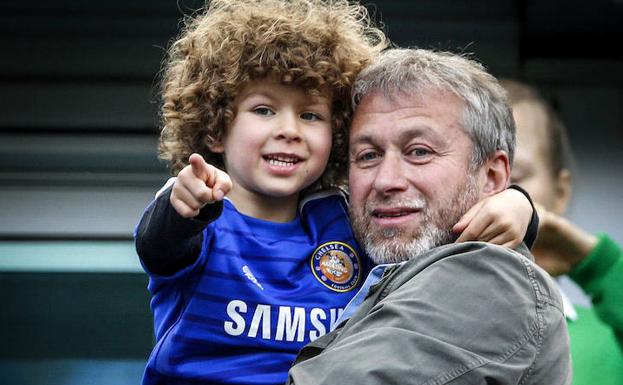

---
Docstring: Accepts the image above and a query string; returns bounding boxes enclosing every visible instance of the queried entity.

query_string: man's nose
[273,112,302,143]
[372,151,408,195]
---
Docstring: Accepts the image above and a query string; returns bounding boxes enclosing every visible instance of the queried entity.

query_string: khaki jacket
[288,242,572,385]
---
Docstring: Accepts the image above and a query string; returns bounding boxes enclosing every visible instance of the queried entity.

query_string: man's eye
[300,112,320,121]
[409,148,431,157]
[253,107,274,116]
[357,151,379,162]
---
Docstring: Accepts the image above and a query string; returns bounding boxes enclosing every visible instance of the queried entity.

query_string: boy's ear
[480,150,511,197]
[209,141,225,153]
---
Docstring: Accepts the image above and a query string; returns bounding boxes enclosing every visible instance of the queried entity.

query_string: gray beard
[351,175,480,265]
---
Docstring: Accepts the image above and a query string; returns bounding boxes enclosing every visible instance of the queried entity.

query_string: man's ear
[551,168,572,215]
[481,150,511,197]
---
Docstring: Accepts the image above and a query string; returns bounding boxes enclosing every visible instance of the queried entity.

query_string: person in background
[502,78,623,385]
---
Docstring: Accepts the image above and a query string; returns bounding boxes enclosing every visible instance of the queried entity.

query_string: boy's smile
[263,153,303,175]
[215,78,333,221]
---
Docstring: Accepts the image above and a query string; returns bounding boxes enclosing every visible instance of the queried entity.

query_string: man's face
[348,89,482,264]
[510,101,565,214]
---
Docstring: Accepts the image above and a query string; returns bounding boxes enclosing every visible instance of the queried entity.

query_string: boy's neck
[226,187,299,223]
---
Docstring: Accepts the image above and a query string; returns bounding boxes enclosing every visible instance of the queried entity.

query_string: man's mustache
[364,197,427,215]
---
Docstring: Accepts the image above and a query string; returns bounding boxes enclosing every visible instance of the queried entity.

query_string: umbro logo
[242,265,264,290]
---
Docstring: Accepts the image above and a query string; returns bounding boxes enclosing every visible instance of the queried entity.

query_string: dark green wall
[1,273,152,359]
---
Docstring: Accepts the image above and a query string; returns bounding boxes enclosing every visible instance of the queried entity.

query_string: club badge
[311,241,361,292]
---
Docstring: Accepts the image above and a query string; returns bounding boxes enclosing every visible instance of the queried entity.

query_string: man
[287,49,571,384]
[502,79,623,385]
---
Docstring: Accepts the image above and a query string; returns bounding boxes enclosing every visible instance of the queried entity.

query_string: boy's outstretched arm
[453,185,538,249]
[170,153,232,218]
[135,153,232,275]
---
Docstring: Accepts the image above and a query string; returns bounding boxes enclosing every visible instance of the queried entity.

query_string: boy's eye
[253,107,275,116]
[300,112,321,121]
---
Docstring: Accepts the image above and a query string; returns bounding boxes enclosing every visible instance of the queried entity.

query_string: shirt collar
[559,287,578,321]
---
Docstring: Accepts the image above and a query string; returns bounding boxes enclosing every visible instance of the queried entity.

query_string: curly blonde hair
[158,0,387,188]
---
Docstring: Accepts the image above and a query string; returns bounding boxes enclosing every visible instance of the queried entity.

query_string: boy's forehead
[236,77,332,103]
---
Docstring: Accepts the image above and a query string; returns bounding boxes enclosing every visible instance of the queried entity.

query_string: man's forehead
[350,89,465,140]
[356,87,460,108]
[350,125,440,145]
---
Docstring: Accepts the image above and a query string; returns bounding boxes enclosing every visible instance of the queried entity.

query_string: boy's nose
[273,113,302,143]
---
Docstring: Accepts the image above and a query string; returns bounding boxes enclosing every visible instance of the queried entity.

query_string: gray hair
[352,48,516,168]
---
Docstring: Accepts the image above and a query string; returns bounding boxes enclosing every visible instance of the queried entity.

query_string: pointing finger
[189,153,211,182]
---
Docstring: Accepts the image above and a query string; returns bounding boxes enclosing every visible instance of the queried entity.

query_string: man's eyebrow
[350,126,441,149]
[349,134,376,147]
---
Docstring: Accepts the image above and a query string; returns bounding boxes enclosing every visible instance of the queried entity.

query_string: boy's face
[215,78,332,203]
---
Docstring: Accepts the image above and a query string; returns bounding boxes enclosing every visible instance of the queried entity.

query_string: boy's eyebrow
[240,85,331,105]
[239,88,274,100]
[307,97,332,107]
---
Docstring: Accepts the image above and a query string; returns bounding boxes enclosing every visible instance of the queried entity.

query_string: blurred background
[0,0,621,384]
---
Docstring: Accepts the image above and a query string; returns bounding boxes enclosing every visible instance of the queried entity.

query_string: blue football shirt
[142,190,369,385]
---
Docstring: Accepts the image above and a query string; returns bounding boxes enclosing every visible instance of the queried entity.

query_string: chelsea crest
[311,241,361,292]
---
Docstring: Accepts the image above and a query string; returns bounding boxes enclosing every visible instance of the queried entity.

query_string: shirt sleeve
[134,185,223,276]
[569,233,623,349]
[508,184,539,249]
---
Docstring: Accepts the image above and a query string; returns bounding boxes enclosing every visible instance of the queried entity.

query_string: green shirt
[568,234,623,385]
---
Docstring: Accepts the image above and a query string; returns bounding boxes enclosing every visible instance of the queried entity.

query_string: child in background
[135,1,535,384]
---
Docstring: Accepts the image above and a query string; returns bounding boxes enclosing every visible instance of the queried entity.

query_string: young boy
[135,1,535,384]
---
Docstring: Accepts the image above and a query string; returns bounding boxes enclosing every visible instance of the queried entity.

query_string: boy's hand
[453,188,531,248]
[532,204,597,276]
[170,153,233,218]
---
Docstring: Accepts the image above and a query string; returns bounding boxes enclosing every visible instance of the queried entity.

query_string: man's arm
[288,243,570,385]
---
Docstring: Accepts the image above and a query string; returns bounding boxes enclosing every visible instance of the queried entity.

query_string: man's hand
[170,153,233,218]
[532,204,597,276]
[453,188,532,248]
